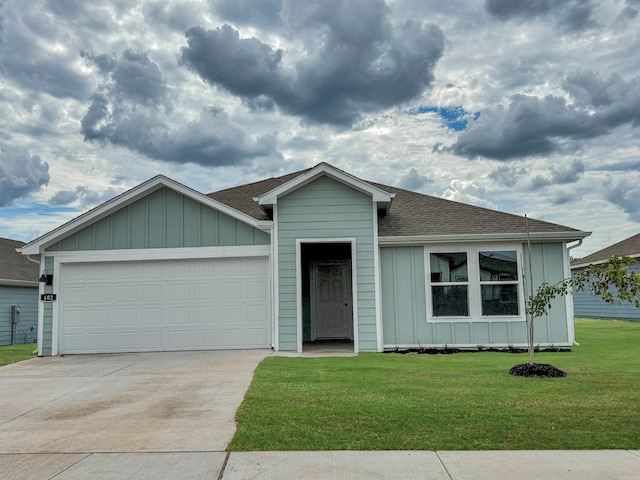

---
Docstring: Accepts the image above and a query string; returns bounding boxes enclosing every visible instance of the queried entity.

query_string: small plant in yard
[513,254,640,378]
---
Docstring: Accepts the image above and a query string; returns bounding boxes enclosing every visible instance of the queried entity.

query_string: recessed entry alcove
[301,242,354,352]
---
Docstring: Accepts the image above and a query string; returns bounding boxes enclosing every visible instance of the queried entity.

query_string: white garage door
[59,257,269,354]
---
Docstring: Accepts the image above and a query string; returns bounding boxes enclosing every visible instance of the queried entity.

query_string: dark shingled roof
[208,168,585,238]
[208,170,310,221]
[0,237,39,283]
[572,233,640,267]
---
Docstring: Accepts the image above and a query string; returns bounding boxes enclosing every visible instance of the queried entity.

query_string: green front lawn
[0,343,37,367]
[229,318,640,451]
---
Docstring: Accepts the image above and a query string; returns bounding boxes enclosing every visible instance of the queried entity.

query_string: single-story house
[20,162,589,356]
[1,237,39,345]
[571,233,640,322]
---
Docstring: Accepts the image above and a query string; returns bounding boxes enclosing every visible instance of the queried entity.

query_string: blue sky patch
[408,106,479,131]
[1,205,77,218]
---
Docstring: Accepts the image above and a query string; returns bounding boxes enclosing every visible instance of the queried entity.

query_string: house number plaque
[41,294,57,302]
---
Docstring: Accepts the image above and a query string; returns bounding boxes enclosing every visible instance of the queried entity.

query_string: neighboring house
[19,163,589,356]
[0,237,39,345]
[571,233,640,322]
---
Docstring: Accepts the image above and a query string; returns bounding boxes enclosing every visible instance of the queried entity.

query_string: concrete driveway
[0,350,269,454]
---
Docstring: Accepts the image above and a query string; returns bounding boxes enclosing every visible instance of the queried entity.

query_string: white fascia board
[378,231,591,246]
[256,162,394,206]
[20,175,272,255]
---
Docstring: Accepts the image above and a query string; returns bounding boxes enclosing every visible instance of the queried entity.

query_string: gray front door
[311,260,352,339]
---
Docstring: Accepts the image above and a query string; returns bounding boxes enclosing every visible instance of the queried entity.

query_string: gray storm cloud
[180,0,445,126]
[0,147,50,206]
[213,0,284,29]
[452,70,640,161]
[530,159,585,190]
[49,185,118,207]
[80,50,280,167]
[485,0,597,32]
[606,177,640,222]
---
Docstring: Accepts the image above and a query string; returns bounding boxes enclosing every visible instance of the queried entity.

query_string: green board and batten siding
[523,242,569,343]
[40,256,54,356]
[39,187,269,355]
[46,187,269,252]
[276,176,378,351]
[380,242,570,347]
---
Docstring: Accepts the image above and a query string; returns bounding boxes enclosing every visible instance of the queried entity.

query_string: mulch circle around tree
[509,363,566,377]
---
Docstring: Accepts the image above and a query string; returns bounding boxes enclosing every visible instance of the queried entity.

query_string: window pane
[479,251,518,281]
[430,253,468,282]
[432,285,469,316]
[481,285,519,315]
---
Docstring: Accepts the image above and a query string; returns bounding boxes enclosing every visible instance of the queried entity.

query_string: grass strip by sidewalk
[0,343,37,367]
[229,318,640,451]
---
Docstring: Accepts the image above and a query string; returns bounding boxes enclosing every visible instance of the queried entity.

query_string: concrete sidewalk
[2,450,639,479]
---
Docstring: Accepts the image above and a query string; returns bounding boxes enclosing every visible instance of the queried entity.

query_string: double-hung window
[429,252,469,317]
[478,250,520,316]
[427,246,523,321]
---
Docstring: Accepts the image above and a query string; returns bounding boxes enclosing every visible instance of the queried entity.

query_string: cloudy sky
[1,0,639,258]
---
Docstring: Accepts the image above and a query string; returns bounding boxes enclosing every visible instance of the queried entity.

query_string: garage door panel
[65,286,87,305]
[139,331,162,350]
[247,328,268,346]
[88,309,109,326]
[194,283,217,300]
[194,306,215,323]
[114,332,138,350]
[193,330,216,348]
[222,329,242,346]
[141,285,162,302]
[170,284,190,301]
[60,257,269,354]
[116,285,138,303]
[168,330,190,348]
[116,309,137,326]
[246,281,267,299]
[140,308,163,326]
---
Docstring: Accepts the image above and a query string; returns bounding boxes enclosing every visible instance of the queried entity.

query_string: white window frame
[425,243,526,323]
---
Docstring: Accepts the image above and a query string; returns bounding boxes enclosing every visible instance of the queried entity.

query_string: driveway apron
[0,350,269,454]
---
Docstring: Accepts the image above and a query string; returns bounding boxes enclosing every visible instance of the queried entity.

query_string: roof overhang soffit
[254,162,394,213]
[19,175,272,256]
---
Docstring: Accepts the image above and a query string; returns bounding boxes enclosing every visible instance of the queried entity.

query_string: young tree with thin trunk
[511,255,640,377]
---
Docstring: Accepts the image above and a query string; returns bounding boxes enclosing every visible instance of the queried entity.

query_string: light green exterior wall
[46,187,269,252]
[277,175,377,351]
[380,242,570,347]
[41,256,54,356]
[523,242,569,344]
[380,246,428,346]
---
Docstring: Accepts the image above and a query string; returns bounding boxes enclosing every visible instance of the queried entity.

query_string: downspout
[567,239,583,255]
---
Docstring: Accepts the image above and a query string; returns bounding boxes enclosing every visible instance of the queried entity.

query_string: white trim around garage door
[50,245,270,355]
